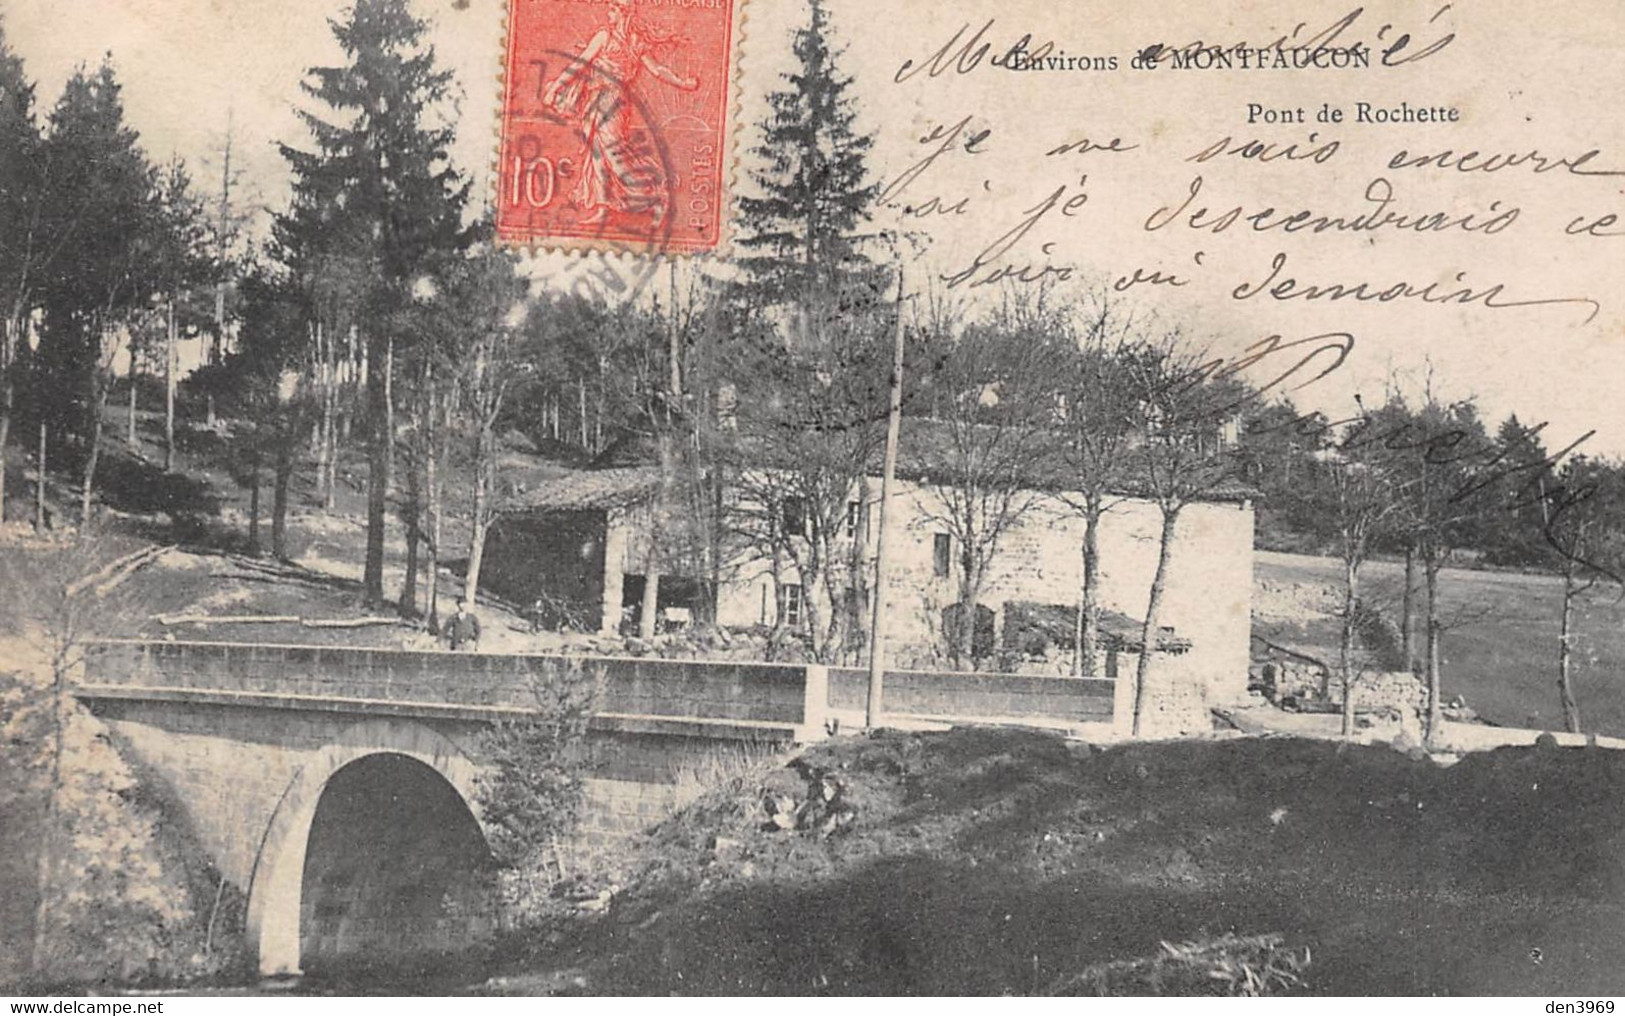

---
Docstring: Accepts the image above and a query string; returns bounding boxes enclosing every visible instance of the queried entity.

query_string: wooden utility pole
[866,268,906,729]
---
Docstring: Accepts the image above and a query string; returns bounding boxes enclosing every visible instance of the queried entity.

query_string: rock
[1535,731,1560,750]
[711,835,743,855]
[762,791,798,831]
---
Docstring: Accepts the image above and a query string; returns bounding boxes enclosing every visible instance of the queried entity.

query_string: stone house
[482,452,1256,723]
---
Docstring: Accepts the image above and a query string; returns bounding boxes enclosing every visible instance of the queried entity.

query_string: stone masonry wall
[716,481,1254,729]
[826,667,1113,725]
[85,641,815,728]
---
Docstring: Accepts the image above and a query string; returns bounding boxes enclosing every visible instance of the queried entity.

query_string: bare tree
[1541,456,1625,733]
[446,248,529,605]
[1355,389,1499,743]
[0,534,145,978]
[720,296,891,663]
[1122,337,1245,735]
[1319,419,1406,735]
[1056,294,1144,676]
[907,294,1066,668]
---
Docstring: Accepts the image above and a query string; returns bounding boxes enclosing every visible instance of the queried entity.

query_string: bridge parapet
[827,666,1116,729]
[83,640,828,737]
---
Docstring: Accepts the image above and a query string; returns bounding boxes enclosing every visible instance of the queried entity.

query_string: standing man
[446,600,482,651]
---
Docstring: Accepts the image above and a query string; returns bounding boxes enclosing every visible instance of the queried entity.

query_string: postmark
[497,0,738,255]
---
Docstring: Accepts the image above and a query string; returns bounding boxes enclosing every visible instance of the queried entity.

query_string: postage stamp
[496,0,739,255]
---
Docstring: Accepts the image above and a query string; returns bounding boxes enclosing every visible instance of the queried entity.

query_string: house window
[782,584,804,629]
[845,500,861,538]
[933,533,952,579]
[781,496,807,538]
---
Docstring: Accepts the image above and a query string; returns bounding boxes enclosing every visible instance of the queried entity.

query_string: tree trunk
[247,447,262,555]
[315,321,336,510]
[271,447,292,562]
[323,377,337,511]
[464,425,492,605]
[384,336,395,491]
[1423,558,1443,744]
[1400,541,1417,671]
[795,541,828,661]
[425,370,442,634]
[766,545,785,660]
[578,376,589,449]
[1557,564,1582,734]
[954,559,982,671]
[1,315,15,522]
[30,652,70,977]
[668,260,682,397]
[126,339,139,446]
[362,333,389,606]
[35,421,46,531]
[818,558,845,666]
[1074,505,1102,677]
[399,428,421,620]
[164,297,177,472]
[1340,557,1359,736]
[0,386,9,523]
[640,430,674,641]
[1132,507,1180,737]
[844,482,871,665]
[709,462,725,626]
[79,362,111,529]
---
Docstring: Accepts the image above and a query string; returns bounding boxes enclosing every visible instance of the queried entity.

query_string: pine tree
[0,16,41,519]
[1482,414,1556,567]
[736,0,883,308]
[146,158,215,471]
[0,19,38,301]
[34,61,163,524]
[723,0,895,662]
[276,0,469,605]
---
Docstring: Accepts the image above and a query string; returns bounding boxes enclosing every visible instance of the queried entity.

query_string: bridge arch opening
[297,752,497,977]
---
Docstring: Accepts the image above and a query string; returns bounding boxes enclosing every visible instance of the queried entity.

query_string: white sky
[5,0,1624,457]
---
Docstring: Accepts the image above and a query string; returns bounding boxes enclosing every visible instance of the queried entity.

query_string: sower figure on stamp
[445,600,482,651]
[543,0,698,227]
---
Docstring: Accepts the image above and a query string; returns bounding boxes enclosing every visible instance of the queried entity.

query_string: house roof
[889,418,1257,504]
[501,412,1257,517]
[715,416,1256,504]
[498,466,664,513]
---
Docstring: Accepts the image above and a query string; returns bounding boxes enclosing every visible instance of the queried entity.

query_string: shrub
[1045,932,1310,997]
[473,658,600,916]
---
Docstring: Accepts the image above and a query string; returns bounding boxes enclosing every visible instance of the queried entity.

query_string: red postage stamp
[497,0,738,254]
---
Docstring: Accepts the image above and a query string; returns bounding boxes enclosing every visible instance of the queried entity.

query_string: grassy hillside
[483,727,1625,996]
[1255,551,1625,737]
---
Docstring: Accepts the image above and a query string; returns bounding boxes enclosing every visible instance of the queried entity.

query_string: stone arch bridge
[76,640,1115,976]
